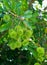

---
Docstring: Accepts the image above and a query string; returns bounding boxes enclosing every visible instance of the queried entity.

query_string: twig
[5,11,25,21]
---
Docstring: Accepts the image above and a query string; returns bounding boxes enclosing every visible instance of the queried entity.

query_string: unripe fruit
[3,14,10,22]
[9,29,17,39]
[37,47,45,56]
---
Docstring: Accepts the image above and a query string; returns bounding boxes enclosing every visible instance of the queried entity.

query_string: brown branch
[28,0,35,9]
[5,11,31,28]
[8,11,25,21]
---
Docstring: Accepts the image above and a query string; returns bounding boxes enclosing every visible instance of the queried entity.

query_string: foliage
[0,0,47,65]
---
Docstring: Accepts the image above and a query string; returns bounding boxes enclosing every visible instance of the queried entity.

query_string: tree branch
[28,0,35,9]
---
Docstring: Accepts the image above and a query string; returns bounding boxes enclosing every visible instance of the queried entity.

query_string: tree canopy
[0,0,47,65]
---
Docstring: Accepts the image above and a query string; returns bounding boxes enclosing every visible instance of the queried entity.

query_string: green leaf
[3,0,11,10]
[23,20,33,30]
[38,0,42,5]
[0,22,11,32]
[34,63,41,65]
[24,10,32,18]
